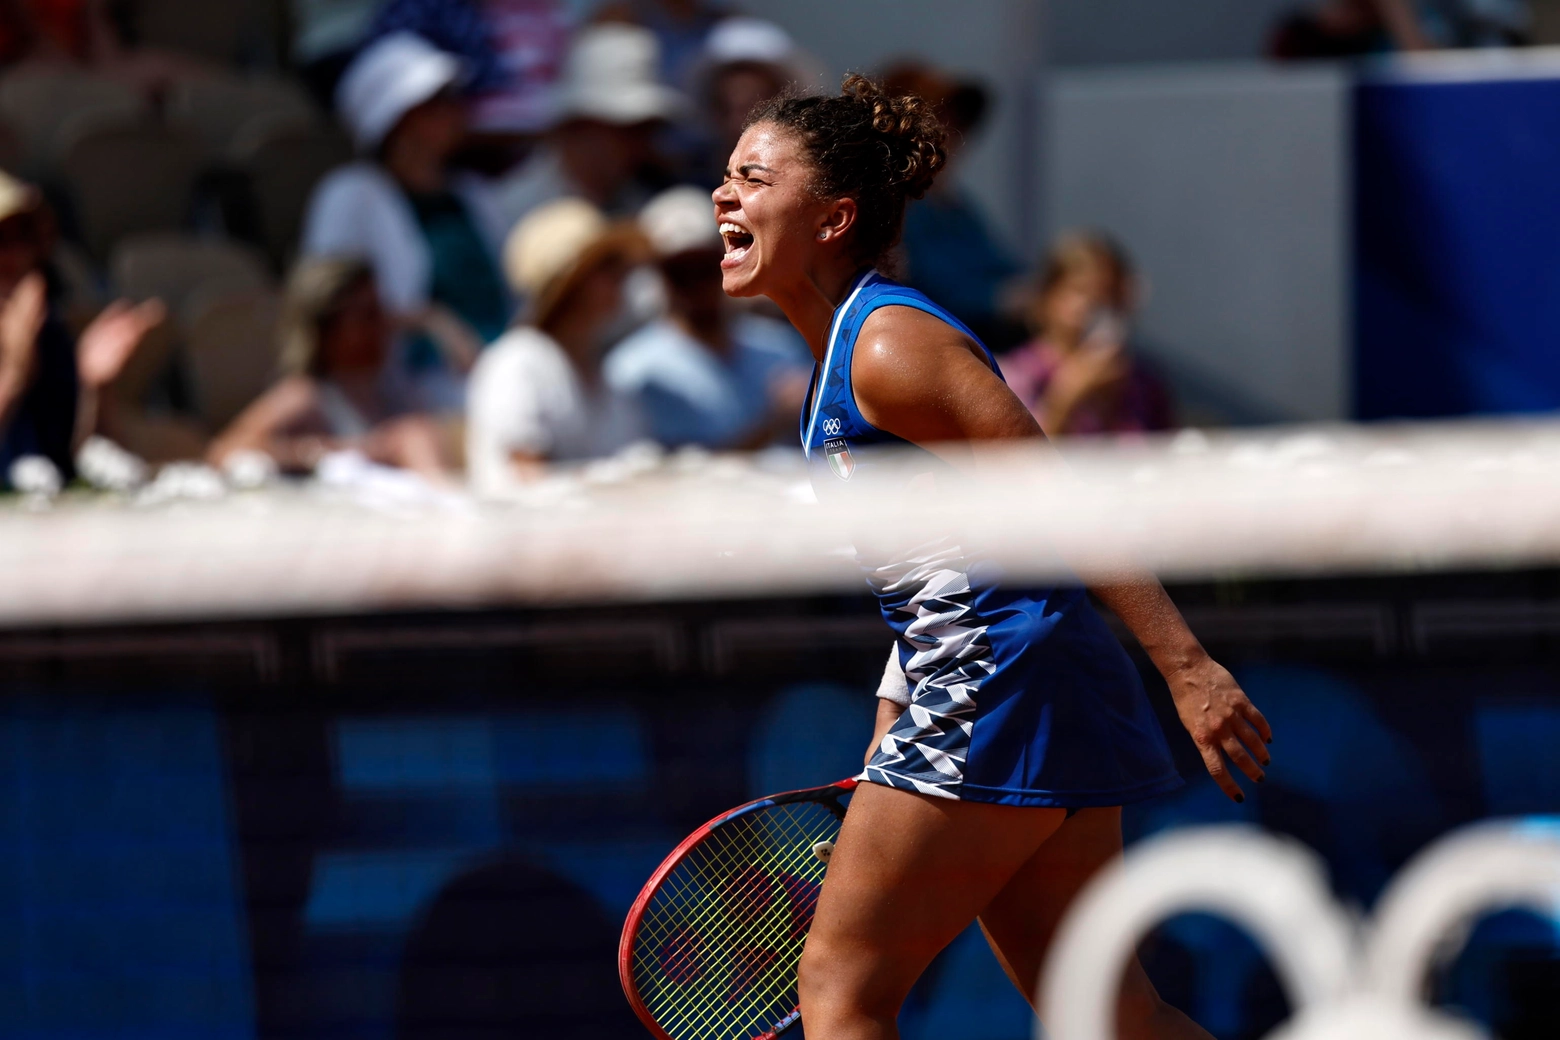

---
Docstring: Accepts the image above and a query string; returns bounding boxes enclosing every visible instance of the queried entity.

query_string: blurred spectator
[0,0,106,64]
[467,198,648,494]
[366,0,574,138]
[605,186,808,451]
[207,258,457,481]
[0,171,164,486]
[682,17,818,187]
[883,62,1023,352]
[493,23,685,229]
[302,32,511,411]
[998,232,1174,438]
[0,0,209,94]
[1269,0,1433,57]
[594,0,731,90]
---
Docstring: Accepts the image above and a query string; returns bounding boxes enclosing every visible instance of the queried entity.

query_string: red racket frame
[619,777,859,1040]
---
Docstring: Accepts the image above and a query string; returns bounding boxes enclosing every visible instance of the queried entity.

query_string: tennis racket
[619,778,858,1040]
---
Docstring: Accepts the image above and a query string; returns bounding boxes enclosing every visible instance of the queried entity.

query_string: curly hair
[747,73,947,270]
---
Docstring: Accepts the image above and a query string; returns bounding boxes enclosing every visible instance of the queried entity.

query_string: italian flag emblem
[825,438,855,480]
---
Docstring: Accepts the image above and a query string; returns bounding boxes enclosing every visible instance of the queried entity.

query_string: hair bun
[745,73,950,268]
[841,73,946,201]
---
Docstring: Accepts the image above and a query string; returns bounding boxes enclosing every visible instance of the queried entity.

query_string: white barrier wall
[1045,63,1350,423]
[1049,0,1295,66]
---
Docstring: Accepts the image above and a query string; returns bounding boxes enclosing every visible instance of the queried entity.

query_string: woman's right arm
[207,378,338,472]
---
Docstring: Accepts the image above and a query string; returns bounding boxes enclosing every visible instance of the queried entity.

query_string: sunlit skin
[712,123,862,351]
[718,119,1269,1040]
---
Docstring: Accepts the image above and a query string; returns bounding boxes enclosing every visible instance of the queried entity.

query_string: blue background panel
[1354,76,1560,419]
[0,695,254,1040]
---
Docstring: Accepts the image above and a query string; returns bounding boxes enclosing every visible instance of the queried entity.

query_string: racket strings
[632,800,841,1040]
[641,815,820,1034]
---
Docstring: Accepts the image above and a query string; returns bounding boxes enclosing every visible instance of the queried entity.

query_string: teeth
[719,223,746,236]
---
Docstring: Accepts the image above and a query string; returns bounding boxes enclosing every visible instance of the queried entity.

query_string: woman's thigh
[976,806,1125,996]
[801,781,1067,1012]
[979,807,1212,1040]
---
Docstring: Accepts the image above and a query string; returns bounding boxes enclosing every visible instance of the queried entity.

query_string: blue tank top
[799,269,1180,807]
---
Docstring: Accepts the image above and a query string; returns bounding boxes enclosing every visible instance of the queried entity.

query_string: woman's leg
[977,807,1215,1040]
[797,781,1067,1040]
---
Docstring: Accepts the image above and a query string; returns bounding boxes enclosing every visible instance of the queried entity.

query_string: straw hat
[639,186,721,259]
[503,198,647,328]
[336,32,470,151]
[551,24,686,127]
[278,257,375,377]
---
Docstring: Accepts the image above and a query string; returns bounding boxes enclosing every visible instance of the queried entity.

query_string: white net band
[3,419,1560,626]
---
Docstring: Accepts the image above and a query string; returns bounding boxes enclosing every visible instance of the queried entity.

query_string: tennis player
[713,76,1272,1039]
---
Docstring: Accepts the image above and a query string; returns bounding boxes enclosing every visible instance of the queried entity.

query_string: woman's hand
[1165,655,1272,802]
[77,298,166,389]
[1037,337,1128,435]
[363,413,457,482]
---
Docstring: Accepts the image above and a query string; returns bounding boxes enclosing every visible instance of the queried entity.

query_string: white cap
[639,186,720,258]
[694,17,822,96]
[551,24,686,127]
[704,17,797,69]
[335,32,469,150]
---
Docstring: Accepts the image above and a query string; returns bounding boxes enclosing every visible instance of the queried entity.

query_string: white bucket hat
[639,186,720,259]
[692,17,822,99]
[551,24,686,127]
[336,32,470,151]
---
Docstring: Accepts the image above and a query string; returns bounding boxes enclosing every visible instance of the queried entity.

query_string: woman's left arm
[853,306,1271,802]
[1089,576,1270,800]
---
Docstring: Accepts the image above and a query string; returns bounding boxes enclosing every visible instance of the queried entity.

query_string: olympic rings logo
[1039,820,1560,1040]
[822,418,842,436]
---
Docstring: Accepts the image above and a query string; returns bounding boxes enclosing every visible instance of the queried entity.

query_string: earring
[817,231,827,240]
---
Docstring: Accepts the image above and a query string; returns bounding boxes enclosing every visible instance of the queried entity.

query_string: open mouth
[719,222,755,266]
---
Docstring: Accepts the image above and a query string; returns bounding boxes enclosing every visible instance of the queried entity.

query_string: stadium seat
[58,120,204,261]
[111,232,272,316]
[183,288,282,430]
[168,73,318,159]
[130,0,255,65]
[230,119,353,266]
[0,69,146,177]
[107,235,272,434]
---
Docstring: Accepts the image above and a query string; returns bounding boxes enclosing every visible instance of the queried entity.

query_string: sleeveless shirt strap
[803,269,879,457]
